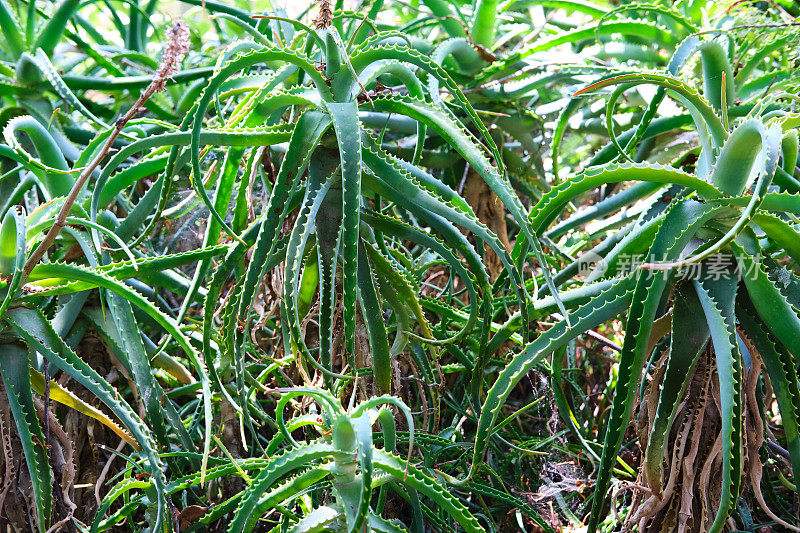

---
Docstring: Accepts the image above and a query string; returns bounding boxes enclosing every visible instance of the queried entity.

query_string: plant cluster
[0,0,799,531]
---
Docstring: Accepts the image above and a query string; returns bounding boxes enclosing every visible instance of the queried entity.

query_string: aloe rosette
[468,26,800,533]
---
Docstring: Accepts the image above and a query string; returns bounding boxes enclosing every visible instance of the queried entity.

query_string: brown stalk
[19,21,190,285]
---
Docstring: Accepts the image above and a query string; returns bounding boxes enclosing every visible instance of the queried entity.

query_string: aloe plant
[0,0,798,531]
[85,387,485,532]
[467,16,800,533]
[188,9,540,424]
[230,388,483,532]
[1,0,544,528]
[0,206,172,531]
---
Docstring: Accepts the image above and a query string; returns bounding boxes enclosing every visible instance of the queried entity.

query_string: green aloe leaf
[589,199,725,532]
[474,275,635,479]
[0,343,52,532]
[325,100,362,374]
[4,307,168,532]
[0,205,26,318]
[693,271,742,533]
[644,282,709,495]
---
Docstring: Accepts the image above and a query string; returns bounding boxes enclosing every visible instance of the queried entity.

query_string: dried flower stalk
[314,0,332,29]
[20,21,191,283]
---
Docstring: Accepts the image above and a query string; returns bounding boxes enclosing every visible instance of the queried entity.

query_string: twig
[44,514,74,533]
[586,329,623,353]
[95,439,127,508]
[551,312,623,352]
[19,21,190,285]
[767,438,792,460]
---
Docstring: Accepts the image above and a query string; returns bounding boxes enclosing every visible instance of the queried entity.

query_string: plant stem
[19,85,157,285]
